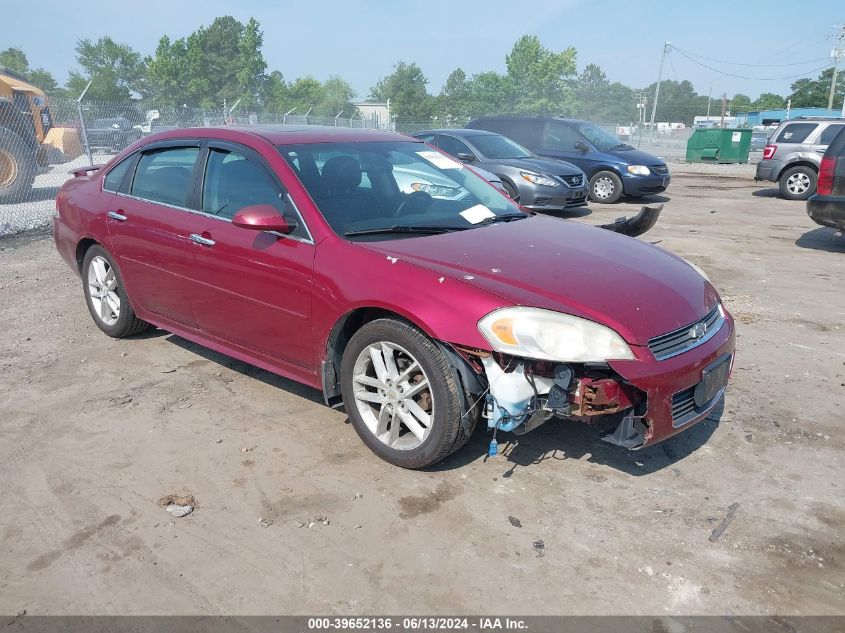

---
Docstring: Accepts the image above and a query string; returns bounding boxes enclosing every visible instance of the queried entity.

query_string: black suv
[807,126,845,231]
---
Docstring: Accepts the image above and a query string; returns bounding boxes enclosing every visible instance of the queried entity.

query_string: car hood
[491,157,584,175]
[361,215,718,345]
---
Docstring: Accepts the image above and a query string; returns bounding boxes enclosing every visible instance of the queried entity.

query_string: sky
[6,0,844,101]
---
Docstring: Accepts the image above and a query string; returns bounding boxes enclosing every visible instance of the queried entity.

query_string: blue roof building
[736,107,844,126]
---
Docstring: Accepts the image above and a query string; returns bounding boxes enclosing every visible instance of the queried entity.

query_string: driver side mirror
[232,204,296,234]
[455,152,476,163]
[574,141,590,153]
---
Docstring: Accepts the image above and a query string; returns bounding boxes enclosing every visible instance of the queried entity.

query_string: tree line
[2,16,843,124]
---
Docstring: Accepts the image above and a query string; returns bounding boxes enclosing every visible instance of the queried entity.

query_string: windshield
[467,134,532,159]
[277,141,524,240]
[576,122,627,151]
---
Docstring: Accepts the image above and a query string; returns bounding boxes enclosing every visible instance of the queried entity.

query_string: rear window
[130,147,199,207]
[775,123,817,144]
[819,124,845,146]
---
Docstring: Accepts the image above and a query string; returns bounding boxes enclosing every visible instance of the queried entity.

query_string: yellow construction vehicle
[0,66,68,202]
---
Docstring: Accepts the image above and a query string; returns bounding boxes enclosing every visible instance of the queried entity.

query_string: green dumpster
[685,128,752,164]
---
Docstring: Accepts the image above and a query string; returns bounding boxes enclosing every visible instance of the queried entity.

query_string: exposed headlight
[410,182,460,197]
[520,171,559,187]
[478,307,634,362]
[627,165,651,175]
[681,257,711,282]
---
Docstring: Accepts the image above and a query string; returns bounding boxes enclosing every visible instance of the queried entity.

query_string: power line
[671,46,829,67]
[672,48,829,80]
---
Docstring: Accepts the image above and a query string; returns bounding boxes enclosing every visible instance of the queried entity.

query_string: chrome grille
[561,174,583,187]
[652,165,669,176]
[648,305,724,361]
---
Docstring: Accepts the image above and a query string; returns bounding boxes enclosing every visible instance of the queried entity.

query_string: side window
[130,147,199,207]
[543,122,581,151]
[775,123,817,144]
[103,156,133,192]
[203,148,309,240]
[508,120,543,149]
[819,124,845,146]
[436,135,474,158]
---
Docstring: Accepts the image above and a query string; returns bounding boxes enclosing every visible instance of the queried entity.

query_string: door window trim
[196,140,314,244]
[106,138,315,245]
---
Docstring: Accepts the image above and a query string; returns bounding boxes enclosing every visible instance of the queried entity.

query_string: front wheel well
[75,238,99,273]
[321,307,421,404]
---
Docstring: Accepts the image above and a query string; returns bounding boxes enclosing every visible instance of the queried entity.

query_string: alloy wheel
[87,255,121,326]
[786,172,810,195]
[352,341,434,450]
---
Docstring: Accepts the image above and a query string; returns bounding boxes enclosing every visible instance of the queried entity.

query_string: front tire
[589,170,623,203]
[340,318,464,469]
[779,166,816,200]
[82,245,151,338]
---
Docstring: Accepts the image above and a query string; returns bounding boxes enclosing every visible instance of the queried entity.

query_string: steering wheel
[395,190,433,217]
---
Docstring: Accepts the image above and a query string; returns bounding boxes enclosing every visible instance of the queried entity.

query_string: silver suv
[755,117,845,200]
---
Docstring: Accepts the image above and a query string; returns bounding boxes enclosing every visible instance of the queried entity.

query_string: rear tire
[0,127,37,203]
[778,166,816,200]
[589,170,623,203]
[82,244,152,338]
[340,318,464,469]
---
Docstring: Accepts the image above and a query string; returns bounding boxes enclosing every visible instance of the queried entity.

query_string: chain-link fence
[0,95,736,237]
[0,97,387,236]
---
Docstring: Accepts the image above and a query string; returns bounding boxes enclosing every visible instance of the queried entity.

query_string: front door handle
[189,233,216,247]
[107,210,127,221]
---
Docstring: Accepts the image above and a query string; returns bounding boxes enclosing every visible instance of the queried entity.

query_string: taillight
[762,145,776,160]
[817,156,836,196]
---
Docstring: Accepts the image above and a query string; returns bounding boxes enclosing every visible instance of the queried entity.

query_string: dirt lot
[1,172,843,616]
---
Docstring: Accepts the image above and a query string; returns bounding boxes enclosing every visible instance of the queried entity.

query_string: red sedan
[54,126,735,468]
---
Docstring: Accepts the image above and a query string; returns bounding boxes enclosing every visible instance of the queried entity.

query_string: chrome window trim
[649,304,726,361]
[110,191,315,246]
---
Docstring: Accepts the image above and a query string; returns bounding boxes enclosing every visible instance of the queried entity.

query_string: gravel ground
[0,175,843,616]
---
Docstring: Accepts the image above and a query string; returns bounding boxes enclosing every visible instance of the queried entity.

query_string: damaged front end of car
[443,343,650,450]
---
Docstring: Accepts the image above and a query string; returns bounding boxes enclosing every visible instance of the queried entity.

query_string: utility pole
[706,85,712,121]
[829,25,845,112]
[720,93,727,128]
[649,41,671,143]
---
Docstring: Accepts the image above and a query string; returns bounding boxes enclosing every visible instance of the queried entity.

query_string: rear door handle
[107,210,127,221]
[189,233,216,247]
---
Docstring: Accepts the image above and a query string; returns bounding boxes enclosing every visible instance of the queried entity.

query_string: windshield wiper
[344,224,469,237]
[609,143,633,150]
[475,213,528,226]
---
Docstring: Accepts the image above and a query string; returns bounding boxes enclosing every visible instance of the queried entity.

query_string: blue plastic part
[486,397,533,432]
[488,439,498,457]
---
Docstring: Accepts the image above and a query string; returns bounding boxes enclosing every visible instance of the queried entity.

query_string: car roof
[791,116,845,122]
[472,115,584,125]
[140,125,415,146]
[414,128,499,138]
